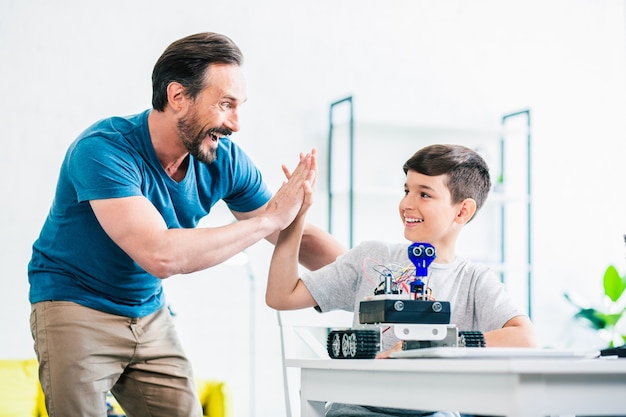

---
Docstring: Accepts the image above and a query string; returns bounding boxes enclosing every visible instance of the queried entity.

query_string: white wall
[2,1,626,416]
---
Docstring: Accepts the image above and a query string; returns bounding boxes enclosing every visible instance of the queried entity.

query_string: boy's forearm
[484,328,539,347]
[484,316,540,347]
[266,216,307,309]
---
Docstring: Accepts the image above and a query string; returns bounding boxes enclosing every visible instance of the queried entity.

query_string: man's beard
[177,113,231,165]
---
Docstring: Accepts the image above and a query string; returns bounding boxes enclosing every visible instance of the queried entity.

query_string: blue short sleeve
[68,136,145,203]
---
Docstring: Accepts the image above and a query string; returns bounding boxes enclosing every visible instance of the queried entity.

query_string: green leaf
[603,265,626,302]
[574,308,607,329]
[596,311,624,328]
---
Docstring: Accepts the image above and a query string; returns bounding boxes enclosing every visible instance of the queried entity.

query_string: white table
[286,357,626,417]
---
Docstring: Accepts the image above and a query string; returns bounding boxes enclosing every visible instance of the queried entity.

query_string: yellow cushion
[196,379,231,417]
[0,359,228,417]
[0,358,46,417]
[35,380,47,417]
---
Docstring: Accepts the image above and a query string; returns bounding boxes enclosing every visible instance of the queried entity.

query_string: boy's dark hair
[152,32,243,111]
[403,144,491,213]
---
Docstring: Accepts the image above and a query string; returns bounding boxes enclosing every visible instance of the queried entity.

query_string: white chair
[277,308,353,417]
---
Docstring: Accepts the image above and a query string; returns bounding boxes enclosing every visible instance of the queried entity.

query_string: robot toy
[327,242,485,359]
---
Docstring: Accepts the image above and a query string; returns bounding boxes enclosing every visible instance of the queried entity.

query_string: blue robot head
[408,242,436,277]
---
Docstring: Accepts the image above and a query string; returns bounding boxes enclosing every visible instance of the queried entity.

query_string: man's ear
[455,198,477,225]
[166,82,188,112]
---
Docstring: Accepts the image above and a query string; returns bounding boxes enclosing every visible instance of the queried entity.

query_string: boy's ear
[455,198,477,224]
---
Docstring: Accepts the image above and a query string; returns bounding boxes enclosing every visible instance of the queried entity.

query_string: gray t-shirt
[300,240,526,417]
[302,240,524,347]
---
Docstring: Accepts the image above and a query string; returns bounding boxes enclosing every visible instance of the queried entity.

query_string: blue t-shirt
[28,110,272,317]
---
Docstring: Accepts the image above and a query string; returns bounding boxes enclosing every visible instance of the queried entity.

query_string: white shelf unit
[326,96,532,316]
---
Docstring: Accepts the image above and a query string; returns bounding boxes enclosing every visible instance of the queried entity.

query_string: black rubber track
[458,330,486,347]
[327,330,379,359]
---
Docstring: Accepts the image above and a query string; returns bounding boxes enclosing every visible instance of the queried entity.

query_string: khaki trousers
[30,301,203,417]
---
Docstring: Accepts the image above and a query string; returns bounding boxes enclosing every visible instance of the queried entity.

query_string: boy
[266,144,539,417]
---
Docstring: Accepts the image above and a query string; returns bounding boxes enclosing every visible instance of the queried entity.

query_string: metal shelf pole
[328,96,354,248]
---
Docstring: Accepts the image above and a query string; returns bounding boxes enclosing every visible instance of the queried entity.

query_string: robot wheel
[458,330,486,347]
[327,329,380,359]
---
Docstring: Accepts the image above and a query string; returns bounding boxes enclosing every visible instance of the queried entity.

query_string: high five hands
[264,149,318,232]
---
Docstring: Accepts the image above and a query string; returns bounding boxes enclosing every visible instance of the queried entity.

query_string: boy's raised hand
[282,149,317,218]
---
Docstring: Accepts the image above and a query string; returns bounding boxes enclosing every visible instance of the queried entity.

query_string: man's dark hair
[151,32,243,111]
[403,144,491,213]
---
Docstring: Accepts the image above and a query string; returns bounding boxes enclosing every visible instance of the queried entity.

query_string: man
[28,32,345,417]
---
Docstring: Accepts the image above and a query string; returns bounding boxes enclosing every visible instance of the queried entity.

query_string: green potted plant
[564,264,626,348]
